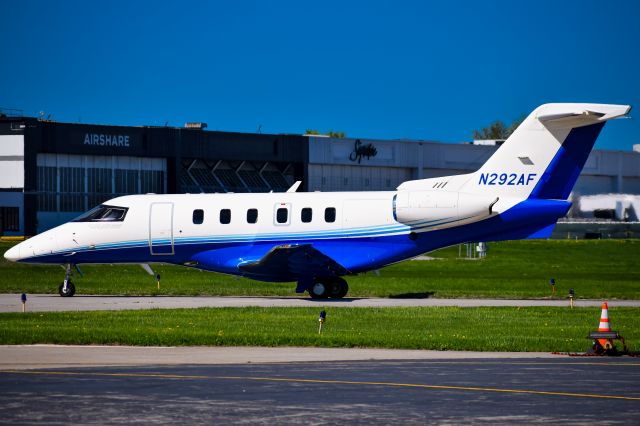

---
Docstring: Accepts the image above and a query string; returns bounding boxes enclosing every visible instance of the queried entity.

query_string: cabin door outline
[149,202,174,255]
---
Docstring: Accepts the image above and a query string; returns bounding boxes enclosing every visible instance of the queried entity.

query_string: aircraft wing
[238,244,349,279]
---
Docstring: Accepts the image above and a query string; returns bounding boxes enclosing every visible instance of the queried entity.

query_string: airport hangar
[1,114,639,236]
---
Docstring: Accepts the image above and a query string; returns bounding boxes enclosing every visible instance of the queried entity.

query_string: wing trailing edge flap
[238,244,349,278]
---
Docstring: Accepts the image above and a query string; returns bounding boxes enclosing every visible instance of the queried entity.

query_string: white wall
[307,136,495,171]
[307,136,640,196]
[0,135,24,188]
[308,164,412,192]
[574,175,616,195]
[624,177,640,194]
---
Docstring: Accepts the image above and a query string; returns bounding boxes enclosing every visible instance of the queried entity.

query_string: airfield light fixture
[318,310,327,334]
[569,288,575,308]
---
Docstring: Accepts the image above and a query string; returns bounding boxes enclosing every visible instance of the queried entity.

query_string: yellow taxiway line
[2,369,639,401]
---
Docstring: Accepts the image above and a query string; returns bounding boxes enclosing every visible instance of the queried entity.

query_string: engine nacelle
[393,190,498,227]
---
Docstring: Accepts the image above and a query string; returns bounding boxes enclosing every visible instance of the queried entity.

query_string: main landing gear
[307,277,349,299]
[58,263,76,297]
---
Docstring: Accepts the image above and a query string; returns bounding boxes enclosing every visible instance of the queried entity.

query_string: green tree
[472,116,525,140]
[304,129,347,138]
[326,130,346,138]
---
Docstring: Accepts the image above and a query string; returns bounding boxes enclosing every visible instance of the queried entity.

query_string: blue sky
[1,0,639,150]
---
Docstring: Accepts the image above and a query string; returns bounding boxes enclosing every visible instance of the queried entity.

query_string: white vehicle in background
[4,103,631,298]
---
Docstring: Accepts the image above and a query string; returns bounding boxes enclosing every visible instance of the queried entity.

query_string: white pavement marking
[0,345,563,370]
[1,294,639,313]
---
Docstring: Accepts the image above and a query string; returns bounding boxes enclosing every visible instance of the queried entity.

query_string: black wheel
[308,280,330,299]
[589,341,603,355]
[328,277,349,299]
[58,281,76,297]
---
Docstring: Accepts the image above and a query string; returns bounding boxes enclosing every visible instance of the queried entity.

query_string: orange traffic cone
[597,302,613,350]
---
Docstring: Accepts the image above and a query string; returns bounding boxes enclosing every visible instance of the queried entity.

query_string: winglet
[286,181,302,193]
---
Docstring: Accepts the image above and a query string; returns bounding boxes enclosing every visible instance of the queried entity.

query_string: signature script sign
[349,139,378,163]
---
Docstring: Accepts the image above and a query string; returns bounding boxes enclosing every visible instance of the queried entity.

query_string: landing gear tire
[308,281,330,299]
[308,277,349,299]
[328,277,349,299]
[58,281,76,297]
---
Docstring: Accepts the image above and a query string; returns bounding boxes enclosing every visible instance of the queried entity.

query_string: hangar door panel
[149,202,174,255]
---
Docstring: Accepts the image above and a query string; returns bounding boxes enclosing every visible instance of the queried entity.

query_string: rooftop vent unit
[185,122,208,130]
[472,139,505,146]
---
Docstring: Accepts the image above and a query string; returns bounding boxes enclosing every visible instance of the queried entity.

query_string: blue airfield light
[318,310,326,334]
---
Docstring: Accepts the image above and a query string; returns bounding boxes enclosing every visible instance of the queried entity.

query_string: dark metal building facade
[0,117,306,235]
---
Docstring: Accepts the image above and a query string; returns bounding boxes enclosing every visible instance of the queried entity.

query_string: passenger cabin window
[301,207,312,223]
[72,205,128,222]
[276,207,288,224]
[220,209,231,224]
[192,209,204,224]
[247,208,258,224]
[324,207,336,223]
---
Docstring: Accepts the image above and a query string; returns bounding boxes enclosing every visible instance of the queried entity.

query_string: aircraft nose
[4,244,21,262]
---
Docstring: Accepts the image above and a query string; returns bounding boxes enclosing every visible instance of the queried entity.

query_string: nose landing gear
[58,264,76,297]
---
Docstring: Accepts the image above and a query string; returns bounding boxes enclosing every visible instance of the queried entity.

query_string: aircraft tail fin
[458,103,631,200]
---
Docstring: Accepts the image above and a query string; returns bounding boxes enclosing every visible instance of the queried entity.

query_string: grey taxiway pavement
[2,294,639,312]
[1,345,563,370]
[2,357,639,424]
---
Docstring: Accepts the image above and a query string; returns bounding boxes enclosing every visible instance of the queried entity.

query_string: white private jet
[4,103,631,298]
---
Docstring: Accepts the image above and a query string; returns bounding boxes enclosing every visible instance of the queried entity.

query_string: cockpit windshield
[72,205,129,222]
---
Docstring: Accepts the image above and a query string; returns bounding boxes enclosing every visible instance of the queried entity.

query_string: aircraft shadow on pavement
[388,291,435,299]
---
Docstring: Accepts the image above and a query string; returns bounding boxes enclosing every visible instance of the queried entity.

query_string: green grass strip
[1,306,638,352]
[1,240,639,299]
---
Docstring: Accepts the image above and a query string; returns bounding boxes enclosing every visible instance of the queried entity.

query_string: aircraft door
[149,202,174,255]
